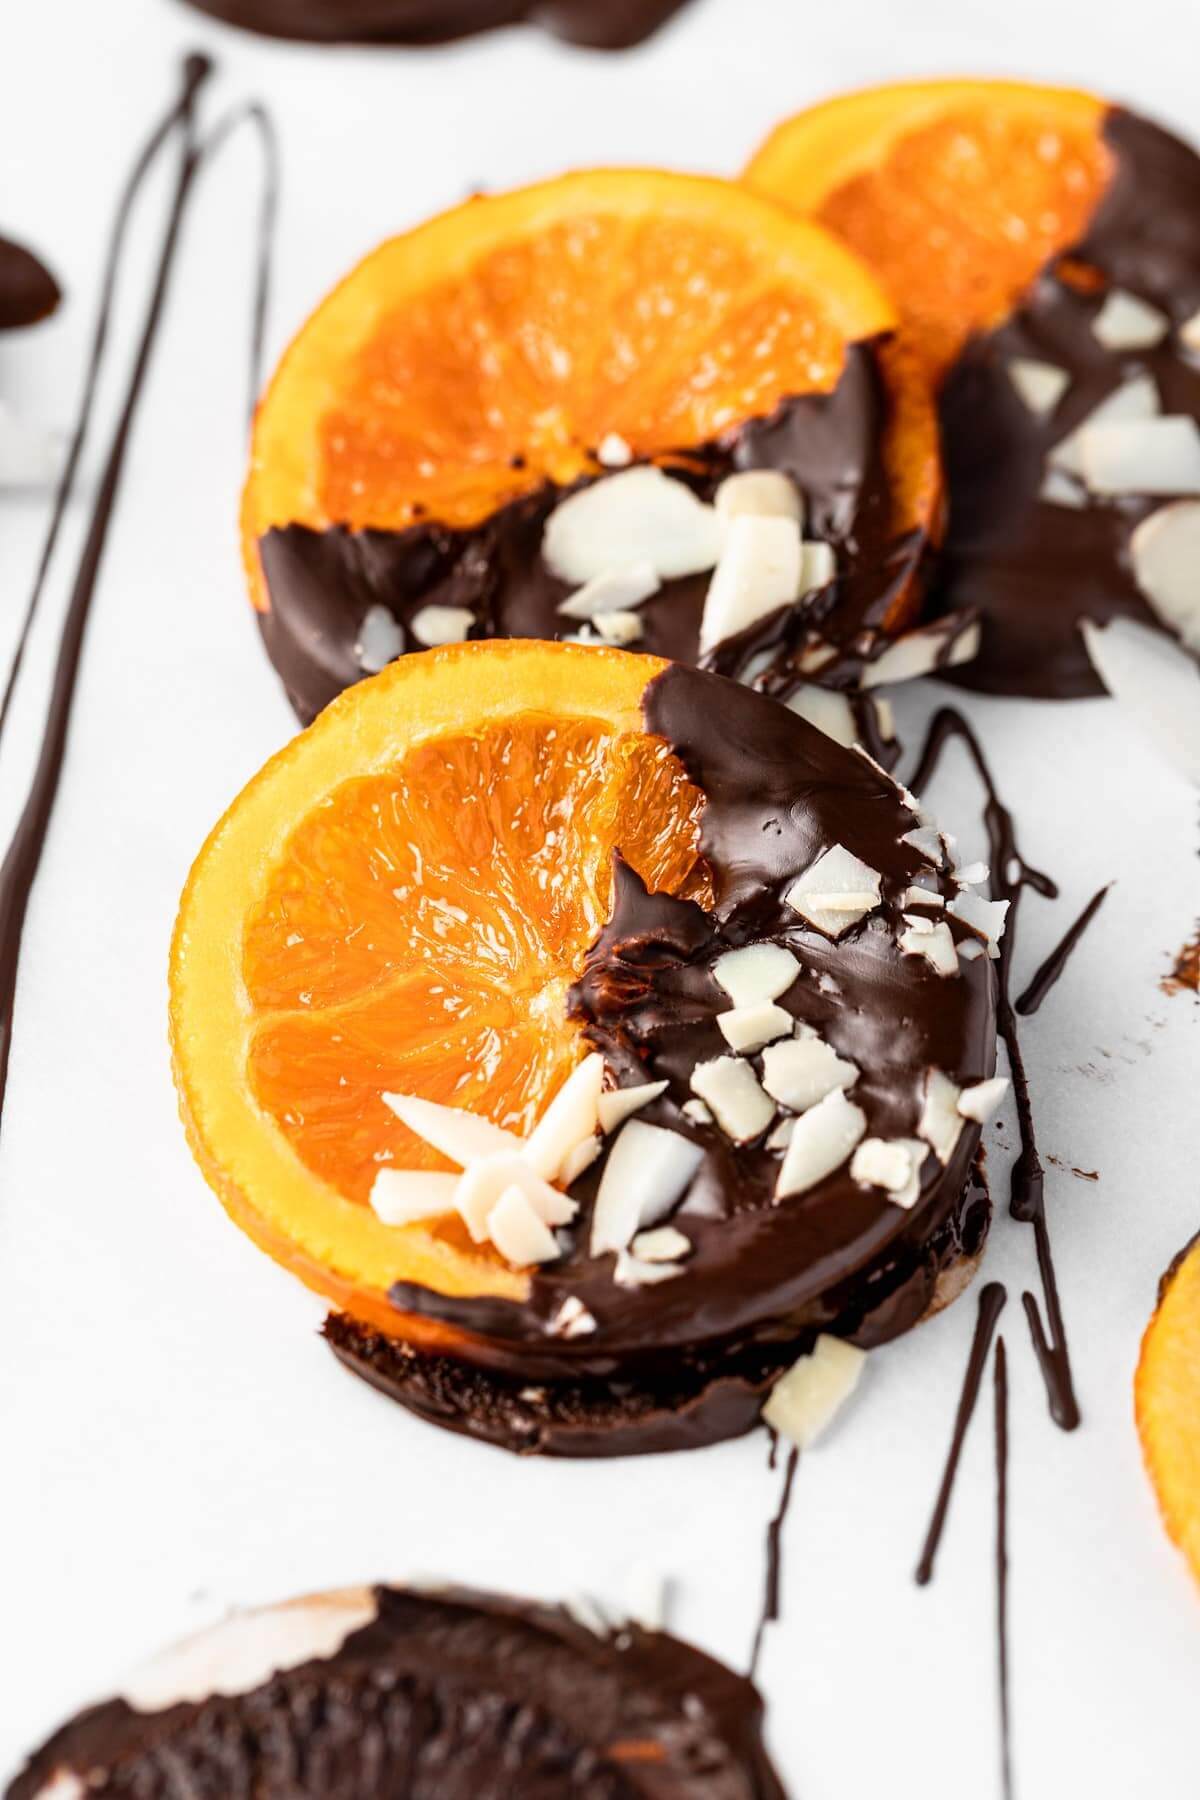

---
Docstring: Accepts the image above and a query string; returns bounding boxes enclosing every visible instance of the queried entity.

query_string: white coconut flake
[487,1186,562,1266]
[369,1168,458,1227]
[614,1249,685,1287]
[681,1098,713,1127]
[550,1294,597,1339]
[762,1336,866,1448]
[590,1120,703,1256]
[786,683,857,746]
[774,1087,866,1201]
[1092,288,1169,351]
[716,1001,793,1054]
[712,942,800,1009]
[760,1034,858,1113]
[32,1774,86,1800]
[901,825,946,866]
[1180,309,1200,353]
[410,605,475,647]
[784,844,882,938]
[851,1136,927,1209]
[919,1069,964,1165]
[1129,500,1200,651]
[861,617,981,688]
[523,1053,604,1182]
[355,604,404,673]
[625,1564,668,1632]
[593,609,646,645]
[955,861,989,887]
[903,885,944,908]
[1008,356,1071,416]
[948,889,1009,958]
[557,562,660,620]
[800,540,837,593]
[699,513,803,653]
[597,432,633,468]
[382,1091,524,1166]
[715,468,803,531]
[560,1135,602,1185]
[957,1076,1010,1122]
[959,938,987,962]
[454,1154,577,1244]
[543,466,721,585]
[689,1056,775,1143]
[598,1080,668,1134]
[1080,614,1200,785]
[1039,467,1088,508]
[1048,373,1159,476]
[1079,415,1200,497]
[766,1116,795,1151]
[631,1225,692,1263]
[898,915,960,977]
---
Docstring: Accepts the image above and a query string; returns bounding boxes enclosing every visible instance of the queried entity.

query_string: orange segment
[170,641,705,1334]
[745,80,1112,381]
[1136,1232,1200,1584]
[242,168,906,612]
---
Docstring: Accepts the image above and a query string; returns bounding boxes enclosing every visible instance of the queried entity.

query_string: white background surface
[2,1,1199,1794]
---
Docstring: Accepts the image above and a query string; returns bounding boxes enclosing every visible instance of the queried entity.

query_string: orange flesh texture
[1136,1237,1200,1583]
[746,83,1113,383]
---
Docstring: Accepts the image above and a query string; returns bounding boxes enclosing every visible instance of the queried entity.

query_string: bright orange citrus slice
[242,167,937,620]
[745,80,1112,381]
[169,641,708,1338]
[1136,1232,1200,1584]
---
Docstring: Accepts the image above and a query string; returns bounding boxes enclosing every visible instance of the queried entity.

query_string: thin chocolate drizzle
[915,1280,1007,1585]
[994,1337,1012,1800]
[1015,883,1110,1017]
[749,1444,799,1680]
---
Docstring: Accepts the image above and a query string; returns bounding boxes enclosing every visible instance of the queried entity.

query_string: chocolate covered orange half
[747,81,1200,696]
[1136,1231,1200,1585]
[243,169,948,733]
[170,641,1004,1456]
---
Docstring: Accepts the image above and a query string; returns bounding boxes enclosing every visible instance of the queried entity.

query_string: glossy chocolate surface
[0,233,59,332]
[177,0,691,47]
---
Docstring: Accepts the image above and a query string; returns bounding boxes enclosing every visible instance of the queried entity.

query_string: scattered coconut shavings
[959,938,986,963]
[382,1091,524,1166]
[1129,501,1200,651]
[1007,356,1070,416]
[550,1295,597,1339]
[589,1119,703,1256]
[560,1135,602,1186]
[543,466,721,585]
[716,1001,793,1053]
[762,1335,866,1448]
[784,844,882,938]
[954,861,989,886]
[410,604,475,647]
[557,561,660,620]
[712,942,799,1008]
[597,1080,669,1134]
[760,1033,858,1113]
[1079,415,1200,497]
[765,1116,795,1151]
[1180,309,1200,353]
[1039,467,1087,508]
[632,1225,691,1263]
[800,540,836,591]
[786,684,856,747]
[948,888,1009,958]
[355,603,403,674]
[487,1186,561,1265]
[689,1055,775,1143]
[1091,288,1169,351]
[918,1069,964,1165]
[1048,373,1160,477]
[369,1168,458,1226]
[32,1773,85,1800]
[903,885,944,908]
[898,914,959,977]
[564,1593,611,1635]
[455,1154,577,1244]
[774,1087,866,1201]
[699,513,803,653]
[850,1136,927,1209]
[714,467,802,530]
[860,617,981,688]
[593,610,645,645]
[681,1098,712,1127]
[901,824,946,866]
[596,432,633,469]
[957,1076,1009,1122]
[614,1248,685,1287]
[523,1053,604,1182]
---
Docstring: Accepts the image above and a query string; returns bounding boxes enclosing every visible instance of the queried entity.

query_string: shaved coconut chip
[369,1168,458,1227]
[1081,614,1200,785]
[716,1000,793,1053]
[120,1591,379,1713]
[957,1076,1010,1122]
[590,1119,703,1256]
[798,638,837,673]
[1008,356,1070,416]
[955,861,989,886]
[544,466,721,585]
[557,562,659,620]
[614,1249,684,1287]
[454,1154,576,1244]
[699,513,803,654]
[775,1087,866,1201]
[1129,501,1200,651]
[487,1186,562,1266]
[382,1091,523,1166]
[1092,288,1168,350]
[410,604,474,647]
[681,1098,712,1126]
[919,1069,964,1165]
[712,942,799,1008]
[1080,415,1200,496]
[632,1225,692,1262]
[766,1116,795,1151]
[1180,309,1200,353]
[1039,467,1087,508]
[565,1593,611,1634]
[901,825,946,866]
[0,400,63,487]
[762,1335,866,1448]
[898,915,959,976]
[594,610,645,645]
[851,1136,927,1209]
[715,468,803,530]
[689,1055,774,1143]
[560,1135,602,1186]
[1048,374,1159,476]
[355,604,403,674]
[903,886,944,908]
[523,1053,604,1181]
[861,617,981,688]
[786,683,856,746]
[948,889,1009,958]
[598,1080,668,1134]
[597,432,633,468]
[761,1034,857,1112]
[785,844,881,938]
[959,938,987,963]
[550,1295,596,1338]
[32,1774,85,1800]
[801,540,836,592]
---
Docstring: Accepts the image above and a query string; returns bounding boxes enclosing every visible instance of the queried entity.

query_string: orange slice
[170,640,708,1339]
[745,80,1112,381]
[242,167,937,620]
[1136,1232,1200,1583]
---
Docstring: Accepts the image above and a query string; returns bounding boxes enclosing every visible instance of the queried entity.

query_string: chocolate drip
[994,1338,1012,1800]
[934,109,1200,697]
[0,233,59,331]
[748,1444,799,1679]
[1015,883,1110,1016]
[176,0,692,47]
[915,1280,1007,1585]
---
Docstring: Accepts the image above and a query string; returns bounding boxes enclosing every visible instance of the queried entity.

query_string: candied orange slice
[1136,1232,1200,1583]
[170,641,708,1337]
[242,167,936,617]
[745,80,1112,381]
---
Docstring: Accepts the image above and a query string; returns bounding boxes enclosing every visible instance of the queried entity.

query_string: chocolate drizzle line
[915,1280,1007,1585]
[0,58,278,1135]
[909,708,1080,1431]
[994,1337,1012,1800]
[748,1444,799,1680]
[1015,884,1110,1017]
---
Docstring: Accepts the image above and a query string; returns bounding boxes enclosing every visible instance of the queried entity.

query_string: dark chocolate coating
[175,0,691,48]
[7,1586,785,1800]
[259,344,925,726]
[0,233,59,332]
[933,108,1200,697]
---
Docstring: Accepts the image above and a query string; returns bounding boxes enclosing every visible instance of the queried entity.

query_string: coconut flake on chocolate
[784,843,882,938]
[632,1224,692,1262]
[959,937,986,962]
[1007,356,1070,416]
[1048,372,1159,477]
[716,1000,793,1053]
[1079,415,1200,496]
[354,603,403,674]
[543,466,721,585]
[714,467,802,528]
[382,1091,524,1164]
[556,561,659,620]
[774,1087,866,1201]
[947,888,1009,958]
[614,1248,685,1287]
[860,616,982,688]
[901,824,947,866]
[1129,500,1200,650]
[698,513,803,653]
[1091,288,1169,351]
[597,1079,669,1134]
[455,1153,578,1244]
[762,1334,866,1448]
[918,1069,964,1165]
[957,1075,1010,1122]
[1039,467,1088,508]
[593,609,645,645]
[1181,309,1200,353]
[903,884,943,908]
[596,431,633,469]
[31,1774,85,1800]
[801,540,837,593]
[786,683,856,747]
[549,1294,597,1338]
[954,860,989,886]
[850,1136,926,1209]
[681,1097,712,1126]
[898,914,960,977]
[589,1119,703,1255]
[369,1168,459,1226]
[488,1186,562,1265]
[712,941,799,1008]
[523,1052,604,1181]
[410,604,475,646]
[560,1135,602,1184]
[760,1031,858,1113]
[689,1055,775,1143]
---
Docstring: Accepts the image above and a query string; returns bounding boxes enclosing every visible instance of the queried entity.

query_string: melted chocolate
[7,1585,786,1800]
[935,109,1200,697]
[177,0,691,46]
[1015,883,1109,1016]
[748,1446,799,1679]
[0,233,59,332]
[257,344,924,728]
[915,1280,1007,1585]
[993,1338,1012,1800]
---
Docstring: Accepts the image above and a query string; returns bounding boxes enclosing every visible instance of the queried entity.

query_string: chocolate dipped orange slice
[243,169,949,736]
[746,81,1200,697]
[170,641,1004,1456]
[1136,1231,1200,1584]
